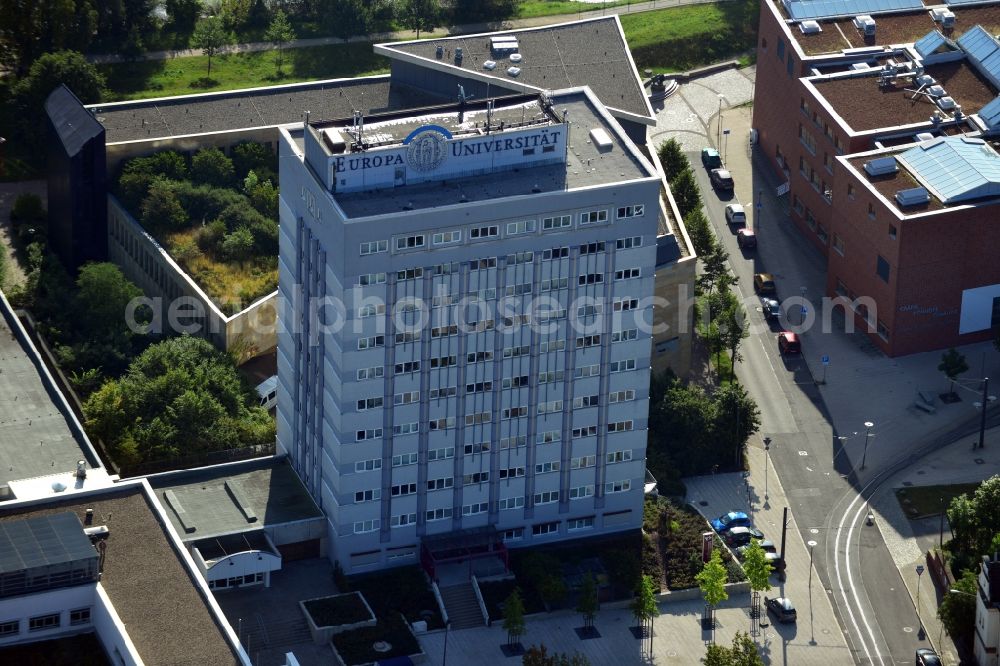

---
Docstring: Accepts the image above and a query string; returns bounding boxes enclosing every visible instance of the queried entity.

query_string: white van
[256,375,278,411]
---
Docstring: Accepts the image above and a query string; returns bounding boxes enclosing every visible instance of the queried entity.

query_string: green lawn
[100,42,390,101]
[895,483,981,519]
[518,0,632,19]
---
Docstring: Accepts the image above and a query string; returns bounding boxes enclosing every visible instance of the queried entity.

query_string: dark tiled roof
[0,488,241,666]
[45,85,104,156]
[91,77,445,143]
[380,17,652,121]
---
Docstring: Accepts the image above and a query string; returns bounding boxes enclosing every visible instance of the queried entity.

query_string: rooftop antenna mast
[457,84,474,123]
[350,110,366,151]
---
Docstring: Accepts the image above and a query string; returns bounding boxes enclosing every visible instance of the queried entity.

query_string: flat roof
[319,89,653,218]
[377,17,653,122]
[792,4,1000,56]
[0,486,241,665]
[812,60,996,131]
[89,76,445,143]
[0,512,96,576]
[149,457,322,540]
[848,151,947,213]
[0,297,100,490]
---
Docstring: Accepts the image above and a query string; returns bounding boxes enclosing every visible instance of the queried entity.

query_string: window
[573,395,599,409]
[430,355,457,368]
[395,234,425,250]
[467,351,493,363]
[579,241,605,256]
[535,490,559,504]
[0,620,17,636]
[888,224,897,240]
[469,257,497,270]
[466,380,494,393]
[777,38,785,60]
[391,513,417,527]
[580,210,608,225]
[573,425,598,439]
[503,345,531,358]
[394,390,420,406]
[833,234,845,256]
[502,375,529,389]
[568,517,595,531]
[540,339,565,353]
[615,268,641,280]
[392,453,418,467]
[503,406,528,420]
[537,400,563,414]
[355,489,381,503]
[428,446,455,461]
[498,496,525,510]
[29,614,60,632]
[395,331,420,344]
[793,195,804,215]
[357,335,384,350]
[506,251,534,265]
[354,519,380,533]
[360,240,388,256]
[609,390,635,403]
[355,458,381,472]
[466,411,491,425]
[463,502,490,516]
[536,430,561,444]
[579,273,604,285]
[607,450,633,463]
[507,220,537,236]
[847,184,855,199]
[616,205,644,219]
[542,246,570,259]
[610,358,636,373]
[391,483,418,496]
[432,230,462,245]
[356,428,383,442]
[357,397,383,411]
[358,272,386,286]
[503,528,525,542]
[499,467,525,479]
[868,202,876,220]
[608,420,633,433]
[357,366,384,381]
[542,215,572,230]
[431,324,458,339]
[569,485,594,500]
[614,298,639,312]
[605,479,632,494]
[787,53,795,76]
[395,361,420,374]
[876,255,890,283]
[575,364,600,378]
[469,225,499,240]
[576,335,601,349]
[533,522,559,536]
[426,508,453,521]
[535,461,560,474]
[571,455,597,469]
[616,236,642,250]
[396,268,423,282]
[799,124,816,154]
[464,442,490,455]
[500,436,527,450]
[578,303,602,317]
[611,329,638,343]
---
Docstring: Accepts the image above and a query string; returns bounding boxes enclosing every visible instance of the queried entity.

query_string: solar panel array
[979,95,1000,129]
[897,136,1000,203]
[957,25,1000,89]
[944,0,996,5]
[782,0,923,20]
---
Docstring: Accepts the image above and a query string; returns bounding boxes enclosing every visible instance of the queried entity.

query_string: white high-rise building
[277,87,660,572]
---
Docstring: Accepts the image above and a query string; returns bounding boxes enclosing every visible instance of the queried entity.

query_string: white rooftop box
[799,20,822,34]
[851,62,871,70]
[483,60,497,70]
[937,95,956,110]
[895,187,930,206]
[854,15,876,36]
[864,156,899,176]
[930,8,956,26]
[507,66,521,77]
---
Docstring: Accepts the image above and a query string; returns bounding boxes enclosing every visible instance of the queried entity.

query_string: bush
[231,141,277,181]
[191,148,235,187]
[141,180,188,231]
[11,193,45,222]
[172,181,246,224]
[221,227,255,262]
[303,593,373,627]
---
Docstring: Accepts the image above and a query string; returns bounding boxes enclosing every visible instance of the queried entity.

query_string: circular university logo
[406,129,448,172]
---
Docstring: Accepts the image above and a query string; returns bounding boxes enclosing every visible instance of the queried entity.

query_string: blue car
[711,511,752,533]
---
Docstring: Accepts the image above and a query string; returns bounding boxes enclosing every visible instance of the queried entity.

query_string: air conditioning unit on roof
[929,8,956,27]
[937,96,956,110]
[800,20,822,35]
[896,187,930,206]
[864,156,899,176]
[854,15,876,37]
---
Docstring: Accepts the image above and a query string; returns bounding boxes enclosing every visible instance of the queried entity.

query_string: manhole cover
[699,500,709,506]
[810,528,819,534]
[822,629,831,634]
[798,450,808,456]
[373,641,393,653]
[903,627,913,633]
[975,458,985,465]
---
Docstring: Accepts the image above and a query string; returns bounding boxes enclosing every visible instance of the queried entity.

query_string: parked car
[778,331,801,355]
[724,526,765,547]
[701,147,722,169]
[915,648,941,666]
[735,539,776,559]
[761,297,780,321]
[725,204,747,228]
[710,168,735,190]
[711,511,752,533]
[765,596,797,623]
[753,273,776,296]
[737,228,756,249]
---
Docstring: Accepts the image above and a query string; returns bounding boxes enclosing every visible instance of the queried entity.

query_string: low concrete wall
[300,592,376,645]
[430,580,449,627]
[470,575,490,627]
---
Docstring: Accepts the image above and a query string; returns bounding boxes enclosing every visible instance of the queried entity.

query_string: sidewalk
[418,445,851,665]
[87,0,729,64]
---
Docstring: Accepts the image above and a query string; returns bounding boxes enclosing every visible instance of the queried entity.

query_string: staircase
[439,582,485,629]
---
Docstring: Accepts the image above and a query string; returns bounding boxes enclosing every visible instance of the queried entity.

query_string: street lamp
[807,540,817,590]
[916,565,925,640]
[861,421,874,470]
[717,94,725,148]
[974,377,996,449]
[763,437,772,502]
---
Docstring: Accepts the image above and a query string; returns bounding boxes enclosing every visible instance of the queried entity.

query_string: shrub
[141,181,187,231]
[11,193,45,222]
[191,148,235,188]
[248,179,279,219]
[172,182,245,224]
[231,141,277,181]
[221,227,255,262]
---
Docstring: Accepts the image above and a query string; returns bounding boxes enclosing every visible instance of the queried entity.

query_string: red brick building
[752,0,1000,355]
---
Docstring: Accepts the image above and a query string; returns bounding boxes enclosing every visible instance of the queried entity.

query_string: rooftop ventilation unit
[490,36,519,54]
[927,84,946,97]
[589,127,614,152]
[916,74,936,87]
[436,45,443,59]
[455,47,463,62]
[851,62,871,71]
[510,53,523,63]
[895,187,930,206]
[507,66,521,77]
[800,20,822,34]
[864,156,899,176]
[930,8,956,27]
[854,15,876,37]
[322,128,347,154]
[483,60,497,71]
[916,132,936,141]
[937,95,956,110]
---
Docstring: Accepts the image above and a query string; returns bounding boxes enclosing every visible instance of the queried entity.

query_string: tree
[11,193,45,222]
[696,550,728,643]
[502,589,526,647]
[630,574,659,654]
[938,569,977,645]
[938,347,969,397]
[717,294,749,381]
[191,148,236,188]
[231,141,277,181]
[141,181,188,231]
[576,572,598,629]
[191,17,232,77]
[451,0,521,24]
[324,0,370,42]
[703,632,765,666]
[264,9,295,74]
[669,168,702,219]
[221,227,255,262]
[684,209,714,257]
[0,0,98,75]
[741,539,773,625]
[698,244,736,295]
[76,262,143,341]
[713,382,762,468]
[399,0,442,38]
[522,645,590,666]
[166,0,202,31]
[657,138,688,182]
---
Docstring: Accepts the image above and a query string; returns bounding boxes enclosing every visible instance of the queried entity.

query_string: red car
[778,332,800,355]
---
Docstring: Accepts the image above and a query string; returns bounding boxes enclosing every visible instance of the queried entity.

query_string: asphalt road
[688,153,929,665]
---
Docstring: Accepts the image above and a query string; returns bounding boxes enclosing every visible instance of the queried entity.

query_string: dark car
[701,147,722,169]
[710,168,735,190]
[724,526,765,547]
[765,596,797,623]
[710,511,752,533]
[753,273,776,296]
[735,539,776,558]
[737,228,756,249]
[761,297,780,321]
[915,648,941,666]
[778,331,801,355]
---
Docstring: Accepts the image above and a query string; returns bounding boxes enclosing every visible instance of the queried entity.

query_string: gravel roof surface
[0,488,241,666]
[847,154,945,212]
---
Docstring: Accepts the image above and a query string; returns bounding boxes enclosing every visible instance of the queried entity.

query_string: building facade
[277,88,660,571]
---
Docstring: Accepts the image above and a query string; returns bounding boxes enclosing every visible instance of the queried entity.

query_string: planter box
[300,592,377,645]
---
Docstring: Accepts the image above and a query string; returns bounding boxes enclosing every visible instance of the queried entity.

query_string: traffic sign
[723,129,731,135]
[800,306,808,315]
[821,355,830,365]
[916,565,925,575]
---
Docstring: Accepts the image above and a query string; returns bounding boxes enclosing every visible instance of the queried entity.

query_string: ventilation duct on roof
[896,187,930,206]
[930,8,956,27]
[507,67,521,77]
[937,96,956,110]
[864,156,899,176]
[854,15,876,37]
[483,60,497,71]
[799,20,822,34]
